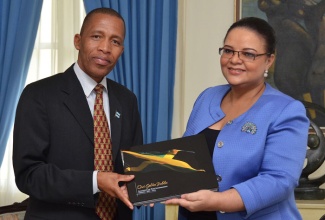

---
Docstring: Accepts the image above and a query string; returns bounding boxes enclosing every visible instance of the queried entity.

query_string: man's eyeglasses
[219,48,270,62]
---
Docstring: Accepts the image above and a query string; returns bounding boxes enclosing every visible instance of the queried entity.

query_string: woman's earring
[264,70,268,78]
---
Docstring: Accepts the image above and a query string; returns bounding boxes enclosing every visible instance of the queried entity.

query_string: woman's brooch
[241,122,257,135]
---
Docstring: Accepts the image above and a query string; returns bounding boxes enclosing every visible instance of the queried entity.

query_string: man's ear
[74,34,81,50]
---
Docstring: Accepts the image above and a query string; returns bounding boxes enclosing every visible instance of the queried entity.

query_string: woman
[165,17,309,220]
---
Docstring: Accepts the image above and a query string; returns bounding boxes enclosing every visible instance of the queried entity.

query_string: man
[13,8,143,220]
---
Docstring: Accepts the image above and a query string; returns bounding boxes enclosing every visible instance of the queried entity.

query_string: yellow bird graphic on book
[121,149,205,172]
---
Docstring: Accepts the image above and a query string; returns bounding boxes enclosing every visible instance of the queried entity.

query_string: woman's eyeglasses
[219,48,270,62]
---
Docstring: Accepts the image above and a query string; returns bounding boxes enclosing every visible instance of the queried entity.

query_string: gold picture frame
[234,0,241,21]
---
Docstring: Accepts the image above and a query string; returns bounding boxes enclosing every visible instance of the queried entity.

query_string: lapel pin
[241,122,257,135]
[115,111,121,118]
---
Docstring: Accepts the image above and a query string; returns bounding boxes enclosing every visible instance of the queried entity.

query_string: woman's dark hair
[224,17,276,54]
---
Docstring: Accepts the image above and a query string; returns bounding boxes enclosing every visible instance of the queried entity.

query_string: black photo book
[121,134,219,206]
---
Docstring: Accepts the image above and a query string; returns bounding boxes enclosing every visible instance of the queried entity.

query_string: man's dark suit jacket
[13,65,143,220]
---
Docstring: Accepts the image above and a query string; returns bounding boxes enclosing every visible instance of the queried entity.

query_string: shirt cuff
[93,170,100,194]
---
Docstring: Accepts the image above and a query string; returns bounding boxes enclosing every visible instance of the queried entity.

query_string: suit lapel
[107,79,122,160]
[60,66,94,144]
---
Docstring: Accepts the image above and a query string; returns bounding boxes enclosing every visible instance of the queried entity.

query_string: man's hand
[97,172,134,209]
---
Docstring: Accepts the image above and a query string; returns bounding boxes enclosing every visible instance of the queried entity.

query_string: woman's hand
[165,188,245,213]
[165,190,216,212]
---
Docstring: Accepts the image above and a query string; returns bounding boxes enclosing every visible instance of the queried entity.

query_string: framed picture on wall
[235,0,325,200]
[235,0,325,127]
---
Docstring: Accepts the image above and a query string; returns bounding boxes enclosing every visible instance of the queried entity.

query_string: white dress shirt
[73,62,111,194]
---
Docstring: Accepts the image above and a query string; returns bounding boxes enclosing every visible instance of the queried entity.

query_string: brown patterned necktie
[93,84,117,220]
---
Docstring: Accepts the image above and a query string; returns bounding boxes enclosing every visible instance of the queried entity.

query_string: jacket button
[217,141,224,148]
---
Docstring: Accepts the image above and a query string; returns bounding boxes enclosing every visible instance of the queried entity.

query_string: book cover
[121,134,219,206]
